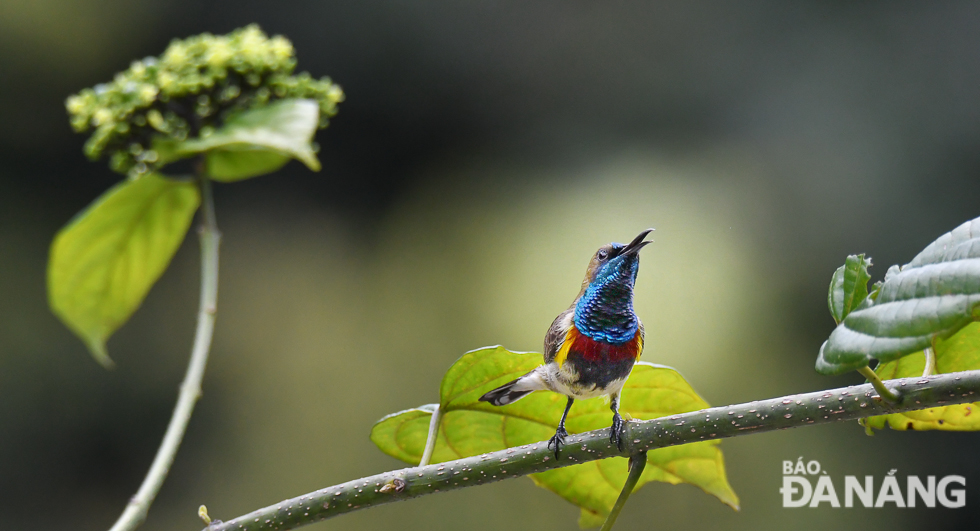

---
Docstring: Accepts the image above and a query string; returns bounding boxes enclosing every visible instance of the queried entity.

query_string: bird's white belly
[539,363,630,400]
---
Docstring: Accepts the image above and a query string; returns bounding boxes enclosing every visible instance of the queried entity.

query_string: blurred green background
[2,1,980,530]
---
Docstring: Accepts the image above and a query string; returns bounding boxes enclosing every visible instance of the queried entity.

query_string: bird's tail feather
[479,371,545,406]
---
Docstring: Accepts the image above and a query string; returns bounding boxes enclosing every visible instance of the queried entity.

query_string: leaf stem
[923,347,937,377]
[205,369,980,531]
[599,451,647,531]
[418,404,442,467]
[857,365,901,403]
[108,175,221,531]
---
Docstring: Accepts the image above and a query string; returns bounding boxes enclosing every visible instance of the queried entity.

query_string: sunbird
[479,229,653,458]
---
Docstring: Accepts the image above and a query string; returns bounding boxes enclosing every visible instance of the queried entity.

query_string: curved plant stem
[599,451,647,531]
[206,369,980,531]
[923,347,937,377]
[857,365,901,403]
[418,405,442,466]
[108,176,221,531]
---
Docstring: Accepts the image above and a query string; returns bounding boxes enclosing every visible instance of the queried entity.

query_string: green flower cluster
[66,25,344,175]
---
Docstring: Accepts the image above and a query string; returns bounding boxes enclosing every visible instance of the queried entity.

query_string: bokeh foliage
[48,174,199,367]
[65,25,342,177]
[51,26,341,363]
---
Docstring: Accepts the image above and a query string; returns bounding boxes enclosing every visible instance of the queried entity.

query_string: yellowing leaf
[48,174,200,366]
[371,346,739,526]
[865,322,980,431]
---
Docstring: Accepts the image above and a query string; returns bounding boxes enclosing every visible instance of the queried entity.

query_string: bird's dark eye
[597,250,608,260]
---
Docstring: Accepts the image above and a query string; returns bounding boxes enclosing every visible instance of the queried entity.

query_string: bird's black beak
[621,228,654,256]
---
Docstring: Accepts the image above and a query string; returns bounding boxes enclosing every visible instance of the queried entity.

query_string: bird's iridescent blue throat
[573,243,640,345]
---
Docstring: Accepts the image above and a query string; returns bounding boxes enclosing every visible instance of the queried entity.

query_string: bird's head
[580,228,654,293]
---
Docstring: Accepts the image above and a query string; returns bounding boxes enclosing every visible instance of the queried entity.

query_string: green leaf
[817,216,980,375]
[827,254,872,325]
[205,151,292,181]
[156,99,321,182]
[864,322,980,431]
[371,346,739,526]
[48,174,200,367]
[369,404,439,463]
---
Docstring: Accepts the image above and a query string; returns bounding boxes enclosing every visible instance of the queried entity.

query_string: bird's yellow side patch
[554,327,578,367]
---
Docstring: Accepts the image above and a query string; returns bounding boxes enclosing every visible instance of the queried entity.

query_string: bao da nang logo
[781,458,966,508]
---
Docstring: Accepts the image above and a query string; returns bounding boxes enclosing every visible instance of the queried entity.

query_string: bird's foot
[610,413,625,451]
[548,426,569,459]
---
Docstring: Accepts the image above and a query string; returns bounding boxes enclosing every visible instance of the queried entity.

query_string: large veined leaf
[155,99,321,182]
[817,216,980,375]
[371,346,738,527]
[48,174,200,367]
[863,322,980,431]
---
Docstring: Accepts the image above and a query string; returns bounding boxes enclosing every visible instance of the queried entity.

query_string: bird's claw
[548,426,569,459]
[610,413,625,451]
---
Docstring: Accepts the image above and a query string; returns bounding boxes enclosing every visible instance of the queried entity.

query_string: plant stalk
[599,451,647,531]
[418,405,442,467]
[923,347,937,377]
[108,176,221,531]
[205,369,980,531]
[857,365,901,403]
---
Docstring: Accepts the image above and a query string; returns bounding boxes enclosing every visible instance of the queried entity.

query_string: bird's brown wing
[543,307,574,364]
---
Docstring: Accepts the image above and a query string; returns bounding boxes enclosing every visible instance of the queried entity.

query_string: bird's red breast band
[555,326,642,367]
